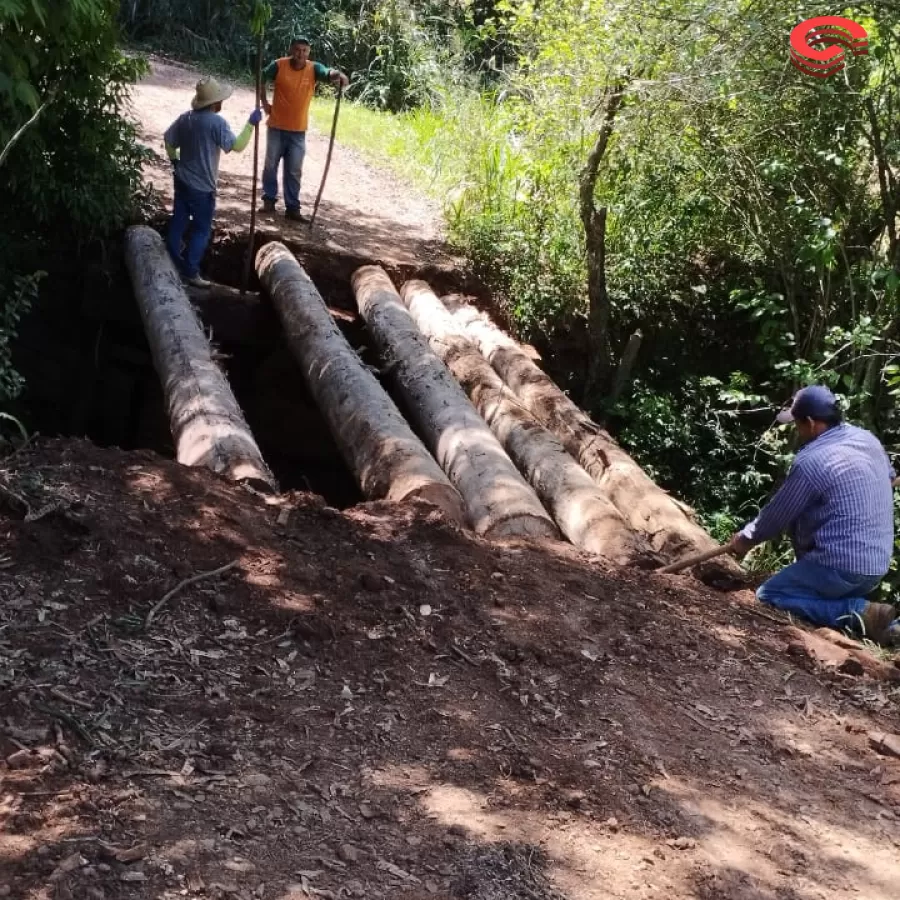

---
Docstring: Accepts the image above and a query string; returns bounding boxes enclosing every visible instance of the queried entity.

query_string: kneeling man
[728,385,898,646]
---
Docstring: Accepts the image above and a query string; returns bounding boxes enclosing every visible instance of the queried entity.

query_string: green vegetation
[306,92,478,195]
[119,0,491,112]
[1,0,150,419]
[436,1,900,590]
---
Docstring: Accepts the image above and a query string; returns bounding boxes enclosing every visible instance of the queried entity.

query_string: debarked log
[401,280,649,564]
[256,242,465,525]
[351,266,559,541]
[446,296,727,562]
[124,225,276,492]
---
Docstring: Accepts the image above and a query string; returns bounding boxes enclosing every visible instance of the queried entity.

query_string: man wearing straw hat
[164,76,263,288]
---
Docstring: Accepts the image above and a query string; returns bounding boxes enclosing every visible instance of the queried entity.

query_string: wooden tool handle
[657,545,730,574]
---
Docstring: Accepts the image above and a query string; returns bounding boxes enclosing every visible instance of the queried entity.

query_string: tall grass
[310,87,590,343]
[306,89,487,201]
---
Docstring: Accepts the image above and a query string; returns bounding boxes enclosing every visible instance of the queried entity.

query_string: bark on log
[400,280,649,564]
[351,266,559,540]
[445,296,726,562]
[124,226,277,492]
[256,243,465,525]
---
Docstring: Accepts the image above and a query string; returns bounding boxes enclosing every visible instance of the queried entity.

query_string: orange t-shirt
[267,58,319,132]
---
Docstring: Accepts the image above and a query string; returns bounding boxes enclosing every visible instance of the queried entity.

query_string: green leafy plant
[1,0,152,404]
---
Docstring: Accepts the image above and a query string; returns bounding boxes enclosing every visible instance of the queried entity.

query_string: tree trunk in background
[401,279,652,565]
[351,266,560,541]
[447,296,734,566]
[863,96,899,270]
[124,225,277,492]
[256,243,466,525]
[580,79,628,405]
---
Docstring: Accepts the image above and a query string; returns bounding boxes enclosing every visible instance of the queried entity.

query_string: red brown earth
[1,439,899,900]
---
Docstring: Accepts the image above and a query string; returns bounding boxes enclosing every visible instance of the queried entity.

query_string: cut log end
[446,295,725,564]
[481,513,561,541]
[228,464,280,494]
[401,483,469,527]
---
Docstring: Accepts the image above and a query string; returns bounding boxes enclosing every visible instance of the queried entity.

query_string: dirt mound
[1,439,899,899]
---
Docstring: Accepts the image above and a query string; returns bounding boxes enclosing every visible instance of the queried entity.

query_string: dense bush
[119,0,501,111]
[1,0,151,408]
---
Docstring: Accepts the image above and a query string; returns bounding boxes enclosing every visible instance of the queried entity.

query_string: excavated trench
[11,230,487,509]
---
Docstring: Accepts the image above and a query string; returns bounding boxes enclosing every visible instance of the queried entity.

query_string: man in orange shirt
[260,36,349,222]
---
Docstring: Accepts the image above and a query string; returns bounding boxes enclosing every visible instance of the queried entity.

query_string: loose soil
[1,440,899,900]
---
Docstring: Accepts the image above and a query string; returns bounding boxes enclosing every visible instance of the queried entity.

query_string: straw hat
[191,76,233,110]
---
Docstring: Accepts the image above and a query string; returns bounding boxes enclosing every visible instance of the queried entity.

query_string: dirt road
[129,55,450,267]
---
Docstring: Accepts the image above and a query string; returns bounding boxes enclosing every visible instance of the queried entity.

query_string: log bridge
[123,226,724,568]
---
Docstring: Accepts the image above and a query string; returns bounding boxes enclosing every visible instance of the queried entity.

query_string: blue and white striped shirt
[740,423,895,575]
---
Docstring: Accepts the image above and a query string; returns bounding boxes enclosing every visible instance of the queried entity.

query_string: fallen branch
[0,480,31,517]
[449,641,479,667]
[252,628,294,647]
[33,702,96,747]
[50,687,95,711]
[26,501,68,523]
[145,559,241,627]
[0,411,30,449]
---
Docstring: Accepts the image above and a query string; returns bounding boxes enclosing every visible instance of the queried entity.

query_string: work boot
[259,198,276,213]
[285,207,308,223]
[184,274,211,289]
[858,601,897,645]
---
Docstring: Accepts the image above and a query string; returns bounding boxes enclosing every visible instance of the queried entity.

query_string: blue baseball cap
[776,385,839,423]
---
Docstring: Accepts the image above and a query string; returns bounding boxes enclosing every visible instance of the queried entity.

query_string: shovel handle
[657,545,731,574]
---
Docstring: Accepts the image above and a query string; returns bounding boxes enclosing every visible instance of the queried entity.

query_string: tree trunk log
[124,226,276,492]
[351,266,559,540]
[401,280,650,564]
[256,243,465,525]
[609,329,642,406]
[580,79,628,402]
[445,296,726,562]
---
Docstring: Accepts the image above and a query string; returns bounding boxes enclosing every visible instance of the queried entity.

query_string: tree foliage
[119,0,500,111]
[433,2,900,554]
[1,0,150,405]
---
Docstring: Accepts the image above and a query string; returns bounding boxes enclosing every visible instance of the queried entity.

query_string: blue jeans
[757,557,882,630]
[167,178,216,279]
[262,127,306,210]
